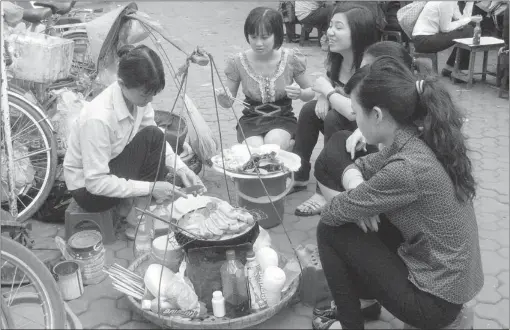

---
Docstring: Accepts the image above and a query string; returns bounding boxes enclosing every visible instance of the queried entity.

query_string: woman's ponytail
[418,77,476,202]
[344,56,476,203]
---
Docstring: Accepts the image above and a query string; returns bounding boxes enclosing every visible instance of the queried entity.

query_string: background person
[412,1,482,78]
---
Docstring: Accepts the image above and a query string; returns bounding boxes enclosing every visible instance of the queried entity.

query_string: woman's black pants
[413,25,474,71]
[71,126,169,212]
[315,131,462,329]
[292,101,356,183]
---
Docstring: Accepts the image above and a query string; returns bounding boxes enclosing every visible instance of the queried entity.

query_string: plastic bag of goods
[49,89,86,156]
[118,16,150,46]
[1,141,35,202]
[144,263,199,312]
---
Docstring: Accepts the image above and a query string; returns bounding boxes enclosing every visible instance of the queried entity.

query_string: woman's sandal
[312,316,342,330]
[313,300,381,321]
[295,193,326,216]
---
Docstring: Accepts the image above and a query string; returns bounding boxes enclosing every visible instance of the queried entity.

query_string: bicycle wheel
[1,92,58,222]
[1,238,66,329]
[1,295,15,329]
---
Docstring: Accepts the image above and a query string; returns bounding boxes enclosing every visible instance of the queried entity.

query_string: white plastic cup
[262,266,286,307]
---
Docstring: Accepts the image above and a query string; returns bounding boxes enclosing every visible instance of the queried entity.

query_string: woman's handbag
[397,1,427,39]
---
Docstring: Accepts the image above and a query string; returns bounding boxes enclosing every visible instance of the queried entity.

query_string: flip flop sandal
[295,197,325,217]
[312,316,341,330]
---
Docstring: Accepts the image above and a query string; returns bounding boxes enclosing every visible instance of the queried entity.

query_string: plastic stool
[64,199,115,244]
[295,244,330,307]
[402,304,474,329]
[413,52,439,74]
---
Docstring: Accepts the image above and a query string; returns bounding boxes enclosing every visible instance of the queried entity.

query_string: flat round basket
[126,253,300,329]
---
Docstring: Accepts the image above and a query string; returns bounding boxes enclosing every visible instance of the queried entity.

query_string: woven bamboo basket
[127,253,300,329]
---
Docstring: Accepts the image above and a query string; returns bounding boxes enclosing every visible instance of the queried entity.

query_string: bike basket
[6,32,75,83]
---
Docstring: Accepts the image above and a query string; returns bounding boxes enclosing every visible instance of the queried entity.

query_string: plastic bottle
[255,246,279,271]
[245,250,268,312]
[135,220,152,257]
[262,266,286,307]
[473,21,481,45]
[211,291,226,317]
[220,250,249,316]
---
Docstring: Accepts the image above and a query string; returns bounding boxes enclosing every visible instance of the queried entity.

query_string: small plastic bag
[118,18,149,46]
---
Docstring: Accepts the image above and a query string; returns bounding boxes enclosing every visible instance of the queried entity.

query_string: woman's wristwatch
[326,90,337,102]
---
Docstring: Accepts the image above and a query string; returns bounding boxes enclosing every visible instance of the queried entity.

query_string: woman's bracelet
[326,90,337,102]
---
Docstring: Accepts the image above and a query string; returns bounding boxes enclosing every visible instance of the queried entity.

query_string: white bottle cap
[212,291,223,298]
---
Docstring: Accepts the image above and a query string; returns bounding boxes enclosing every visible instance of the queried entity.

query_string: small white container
[211,291,226,317]
[255,246,279,271]
[262,266,286,307]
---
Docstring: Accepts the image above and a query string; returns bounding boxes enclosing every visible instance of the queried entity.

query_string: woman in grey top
[313,56,483,329]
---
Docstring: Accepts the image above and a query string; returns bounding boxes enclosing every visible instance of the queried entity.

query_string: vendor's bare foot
[295,193,326,217]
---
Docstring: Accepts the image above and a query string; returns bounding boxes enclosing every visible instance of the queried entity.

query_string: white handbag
[397,1,427,39]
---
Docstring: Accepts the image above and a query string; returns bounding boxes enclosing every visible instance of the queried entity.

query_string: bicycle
[0,237,66,329]
[1,2,102,222]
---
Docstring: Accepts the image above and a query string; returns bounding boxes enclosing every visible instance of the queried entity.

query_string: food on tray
[212,144,301,175]
[179,201,255,240]
[214,144,284,174]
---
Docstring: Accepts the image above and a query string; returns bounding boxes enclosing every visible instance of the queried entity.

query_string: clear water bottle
[473,22,481,45]
[220,250,249,317]
[135,220,152,257]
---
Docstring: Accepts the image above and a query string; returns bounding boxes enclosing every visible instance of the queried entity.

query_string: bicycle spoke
[12,117,48,142]
[13,148,51,162]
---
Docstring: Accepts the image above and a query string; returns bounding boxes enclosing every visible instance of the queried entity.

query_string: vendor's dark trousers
[292,101,356,183]
[298,4,333,33]
[71,126,169,213]
[315,131,462,329]
[413,25,474,71]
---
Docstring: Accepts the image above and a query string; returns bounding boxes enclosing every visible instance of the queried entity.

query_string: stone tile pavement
[20,1,509,329]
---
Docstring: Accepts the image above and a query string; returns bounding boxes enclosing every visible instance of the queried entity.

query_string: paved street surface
[23,1,509,329]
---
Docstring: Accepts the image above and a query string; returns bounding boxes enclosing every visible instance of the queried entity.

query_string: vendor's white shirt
[64,82,186,198]
[295,1,321,21]
[412,1,473,36]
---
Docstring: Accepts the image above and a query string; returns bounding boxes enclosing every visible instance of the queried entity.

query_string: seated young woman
[216,7,315,151]
[312,56,483,330]
[293,39,413,217]
[64,45,205,216]
[291,2,379,216]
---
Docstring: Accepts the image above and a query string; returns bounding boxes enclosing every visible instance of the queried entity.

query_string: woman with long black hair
[313,56,483,329]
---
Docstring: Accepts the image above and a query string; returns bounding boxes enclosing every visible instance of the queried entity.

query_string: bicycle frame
[1,10,18,218]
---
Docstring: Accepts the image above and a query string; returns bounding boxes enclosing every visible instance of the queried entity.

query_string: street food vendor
[63,45,205,213]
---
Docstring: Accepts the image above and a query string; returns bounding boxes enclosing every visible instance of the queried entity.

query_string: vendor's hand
[345,128,367,160]
[470,15,483,23]
[357,216,380,233]
[177,168,207,195]
[284,84,302,100]
[315,95,329,120]
[312,76,334,96]
[215,88,234,108]
[150,181,187,203]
